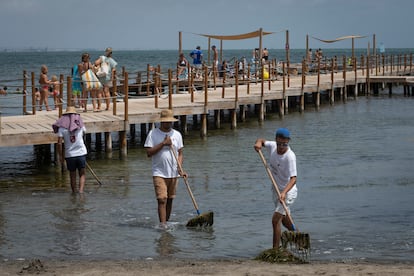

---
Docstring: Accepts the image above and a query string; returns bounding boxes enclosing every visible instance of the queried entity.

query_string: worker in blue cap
[254,127,298,249]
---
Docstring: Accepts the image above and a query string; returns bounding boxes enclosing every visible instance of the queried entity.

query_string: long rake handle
[258,149,297,231]
[86,162,103,185]
[170,146,201,215]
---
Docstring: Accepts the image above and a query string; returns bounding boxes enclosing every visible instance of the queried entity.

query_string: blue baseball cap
[275,128,290,139]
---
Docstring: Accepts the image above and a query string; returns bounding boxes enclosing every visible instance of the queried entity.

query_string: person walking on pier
[254,128,298,249]
[95,47,118,111]
[144,109,186,229]
[53,106,87,194]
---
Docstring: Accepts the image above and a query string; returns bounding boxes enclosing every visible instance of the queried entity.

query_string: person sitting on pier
[53,106,87,194]
[176,53,188,80]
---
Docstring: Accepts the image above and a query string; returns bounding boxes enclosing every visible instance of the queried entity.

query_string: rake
[170,146,213,227]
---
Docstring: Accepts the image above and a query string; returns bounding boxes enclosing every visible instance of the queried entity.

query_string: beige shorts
[153,176,178,199]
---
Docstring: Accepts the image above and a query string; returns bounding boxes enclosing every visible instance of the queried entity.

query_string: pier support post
[388,83,392,95]
[180,115,188,135]
[193,115,198,128]
[239,105,246,122]
[315,92,320,110]
[140,123,147,144]
[343,86,348,102]
[105,132,112,152]
[200,114,207,138]
[96,133,102,152]
[299,95,305,112]
[130,124,136,140]
[214,110,221,129]
[259,103,265,122]
[278,99,284,117]
[230,109,237,129]
[119,130,127,157]
[86,134,92,152]
[284,97,289,115]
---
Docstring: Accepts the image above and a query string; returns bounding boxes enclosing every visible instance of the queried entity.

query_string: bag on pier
[96,62,110,78]
[81,69,102,90]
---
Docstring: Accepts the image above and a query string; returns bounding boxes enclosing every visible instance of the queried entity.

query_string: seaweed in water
[186,211,214,227]
[255,248,308,264]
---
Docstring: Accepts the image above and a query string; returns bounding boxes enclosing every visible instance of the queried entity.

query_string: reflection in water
[156,230,179,257]
[52,194,89,256]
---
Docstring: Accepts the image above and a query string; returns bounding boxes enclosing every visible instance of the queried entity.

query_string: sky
[1,0,413,51]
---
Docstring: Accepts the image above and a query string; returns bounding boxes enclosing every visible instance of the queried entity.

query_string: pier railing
[0,52,413,118]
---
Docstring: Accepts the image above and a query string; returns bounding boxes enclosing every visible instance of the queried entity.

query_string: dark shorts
[66,155,86,172]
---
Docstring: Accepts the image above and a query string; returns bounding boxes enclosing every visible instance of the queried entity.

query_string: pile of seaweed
[254,248,308,264]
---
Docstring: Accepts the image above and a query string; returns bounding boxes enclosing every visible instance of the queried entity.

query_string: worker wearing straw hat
[53,106,87,194]
[144,109,186,229]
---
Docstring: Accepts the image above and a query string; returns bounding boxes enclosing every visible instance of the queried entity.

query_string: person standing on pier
[190,46,203,79]
[95,47,118,111]
[38,65,53,111]
[254,128,298,249]
[190,46,203,67]
[211,45,218,71]
[144,109,186,229]
[53,106,87,194]
[79,52,101,112]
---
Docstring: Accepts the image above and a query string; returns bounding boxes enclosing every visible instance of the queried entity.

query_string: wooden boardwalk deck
[1,68,413,148]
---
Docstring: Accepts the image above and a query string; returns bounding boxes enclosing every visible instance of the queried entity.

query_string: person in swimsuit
[38,64,52,111]
[176,53,188,79]
[51,75,60,109]
[78,53,101,112]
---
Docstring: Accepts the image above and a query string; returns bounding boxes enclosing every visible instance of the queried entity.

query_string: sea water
[0,49,413,262]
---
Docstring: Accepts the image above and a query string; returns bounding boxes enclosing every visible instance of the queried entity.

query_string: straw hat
[159,109,178,122]
[63,106,78,115]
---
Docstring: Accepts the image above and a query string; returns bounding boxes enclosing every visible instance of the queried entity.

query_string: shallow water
[1,89,413,262]
[1,49,414,262]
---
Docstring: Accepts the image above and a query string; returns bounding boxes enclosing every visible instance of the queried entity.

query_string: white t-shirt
[58,126,87,158]
[144,127,184,178]
[264,140,297,194]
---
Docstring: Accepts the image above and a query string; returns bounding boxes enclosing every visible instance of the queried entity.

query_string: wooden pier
[1,56,414,155]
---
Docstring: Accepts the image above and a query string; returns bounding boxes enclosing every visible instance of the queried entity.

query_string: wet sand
[2,258,414,276]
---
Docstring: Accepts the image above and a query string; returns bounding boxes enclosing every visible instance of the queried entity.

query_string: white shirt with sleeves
[144,127,183,178]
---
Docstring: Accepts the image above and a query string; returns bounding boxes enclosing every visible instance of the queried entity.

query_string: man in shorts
[144,109,186,229]
[53,106,87,194]
[254,128,298,248]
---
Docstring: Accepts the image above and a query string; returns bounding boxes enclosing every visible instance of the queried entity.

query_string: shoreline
[2,258,414,276]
